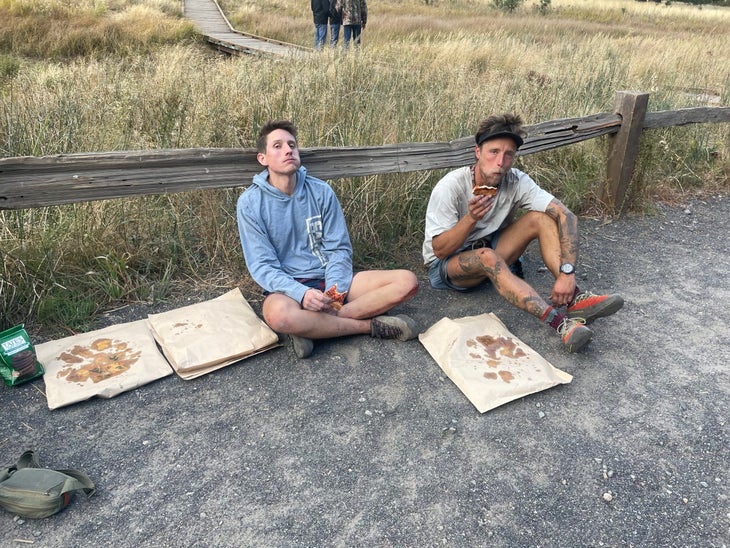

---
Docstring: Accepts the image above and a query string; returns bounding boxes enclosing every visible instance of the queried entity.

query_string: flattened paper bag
[146,288,279,380]
[36,320,173,410]
[419,313,572,413]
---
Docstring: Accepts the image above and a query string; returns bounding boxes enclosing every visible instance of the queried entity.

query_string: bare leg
[493,211,561,274]
[339,269,419,319]
[447,247,550,320]
[262,269,418,340]
[263,293,371,339]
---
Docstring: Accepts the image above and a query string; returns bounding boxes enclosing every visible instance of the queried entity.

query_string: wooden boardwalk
[183,0,310,57]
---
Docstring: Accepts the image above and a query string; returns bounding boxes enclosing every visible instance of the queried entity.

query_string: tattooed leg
[449,249,551,320]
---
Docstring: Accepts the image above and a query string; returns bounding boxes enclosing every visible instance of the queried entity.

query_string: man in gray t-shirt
[422,113,623,352]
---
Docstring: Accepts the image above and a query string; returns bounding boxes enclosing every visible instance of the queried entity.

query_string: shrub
[492,0,523,13]
[0,54,20,81]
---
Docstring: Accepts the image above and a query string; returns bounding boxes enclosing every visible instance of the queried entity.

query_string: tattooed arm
[544,198,579,306]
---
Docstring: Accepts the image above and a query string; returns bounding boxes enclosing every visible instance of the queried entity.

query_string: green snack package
[0,325,45,387]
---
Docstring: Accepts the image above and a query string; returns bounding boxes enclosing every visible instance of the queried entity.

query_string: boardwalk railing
[1,92,729,214]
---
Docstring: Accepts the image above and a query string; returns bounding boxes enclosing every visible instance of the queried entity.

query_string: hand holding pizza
[325,284,347,310]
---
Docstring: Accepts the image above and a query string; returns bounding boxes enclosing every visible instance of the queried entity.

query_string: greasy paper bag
[36,320,173,410]
[419,313,572,413]
[146,288,279,379]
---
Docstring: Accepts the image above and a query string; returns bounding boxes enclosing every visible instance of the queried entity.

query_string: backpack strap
[0,450,39,482]
[15,450,41,470]
[56,468,96,497]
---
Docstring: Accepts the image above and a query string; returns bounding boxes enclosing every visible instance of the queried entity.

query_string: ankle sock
[541,306,567,332]
[568,286,581,307]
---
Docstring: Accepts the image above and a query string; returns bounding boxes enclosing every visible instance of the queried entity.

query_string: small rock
[538,411,546,419]
[603,492,613,502]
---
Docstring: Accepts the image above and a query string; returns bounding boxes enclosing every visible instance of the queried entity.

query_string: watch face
[560,263,575,275]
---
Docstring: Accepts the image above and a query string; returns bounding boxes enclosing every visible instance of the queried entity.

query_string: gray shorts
[427,234,499,291]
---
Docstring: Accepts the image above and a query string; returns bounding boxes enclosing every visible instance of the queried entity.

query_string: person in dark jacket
[329,0,341,47]
[311,0,331,50]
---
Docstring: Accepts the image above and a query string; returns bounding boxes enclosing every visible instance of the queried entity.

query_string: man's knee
[262,296,297,333]
[474,247,502,268]
[397,270,419,300]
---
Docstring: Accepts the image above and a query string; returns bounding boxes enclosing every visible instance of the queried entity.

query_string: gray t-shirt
[422,166,555,265]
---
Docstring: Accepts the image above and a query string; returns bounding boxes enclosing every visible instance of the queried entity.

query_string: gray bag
[0,450,95,519]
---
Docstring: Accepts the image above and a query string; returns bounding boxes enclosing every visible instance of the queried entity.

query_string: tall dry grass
[1,0,729,333]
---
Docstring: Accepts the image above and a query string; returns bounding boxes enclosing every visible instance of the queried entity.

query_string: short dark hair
[256,120,298,153]
[475,113,526,149]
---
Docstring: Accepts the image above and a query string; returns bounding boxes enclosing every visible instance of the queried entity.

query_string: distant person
[336,0,367,48]
[422,113,624,352]
[237,120,420,359]
[329,0,342,47]
[312,0,331,50]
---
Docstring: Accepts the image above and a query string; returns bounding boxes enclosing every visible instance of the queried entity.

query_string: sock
[541,306,567,332]
[569,286,581,306]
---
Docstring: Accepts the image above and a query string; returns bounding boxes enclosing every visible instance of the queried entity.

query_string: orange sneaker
[558,317,593,353]
[567,291,624,324]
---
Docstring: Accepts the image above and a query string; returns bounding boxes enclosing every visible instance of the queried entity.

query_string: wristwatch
[559,262,575,275]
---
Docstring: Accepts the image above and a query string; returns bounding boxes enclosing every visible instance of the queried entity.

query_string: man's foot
[567,291,624,323]
[290,335,314,359]
[557,317,593,353]
[370,314,419,341]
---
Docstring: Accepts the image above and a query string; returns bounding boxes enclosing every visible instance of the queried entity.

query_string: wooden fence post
[602,91,649,215]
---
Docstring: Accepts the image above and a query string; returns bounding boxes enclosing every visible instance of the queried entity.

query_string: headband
[475,129,524,149]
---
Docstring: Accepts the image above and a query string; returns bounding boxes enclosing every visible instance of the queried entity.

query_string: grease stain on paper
[467,334,528,383]
[57,338,141,384]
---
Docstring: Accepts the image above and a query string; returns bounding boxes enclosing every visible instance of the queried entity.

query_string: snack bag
[0,325,45,387]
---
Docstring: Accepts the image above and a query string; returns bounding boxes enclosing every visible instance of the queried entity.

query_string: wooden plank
[3,105,729,210]
[644,106,730,129]
[602,91,649,214]
[183,0,310,57]
[0,116,622,210]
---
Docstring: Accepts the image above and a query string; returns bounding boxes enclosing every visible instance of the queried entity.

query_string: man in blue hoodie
[237,120,419,358]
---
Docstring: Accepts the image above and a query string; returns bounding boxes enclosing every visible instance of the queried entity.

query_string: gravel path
[1,195,728,547]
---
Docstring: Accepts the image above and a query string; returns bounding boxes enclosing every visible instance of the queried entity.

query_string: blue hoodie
[237,166,354,304]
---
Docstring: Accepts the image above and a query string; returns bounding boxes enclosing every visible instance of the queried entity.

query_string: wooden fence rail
[1,91,729,214]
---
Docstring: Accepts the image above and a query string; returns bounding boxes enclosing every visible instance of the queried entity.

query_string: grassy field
[1,0,729,334]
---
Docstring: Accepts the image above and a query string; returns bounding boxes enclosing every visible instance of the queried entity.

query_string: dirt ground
[1,195,728,547]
